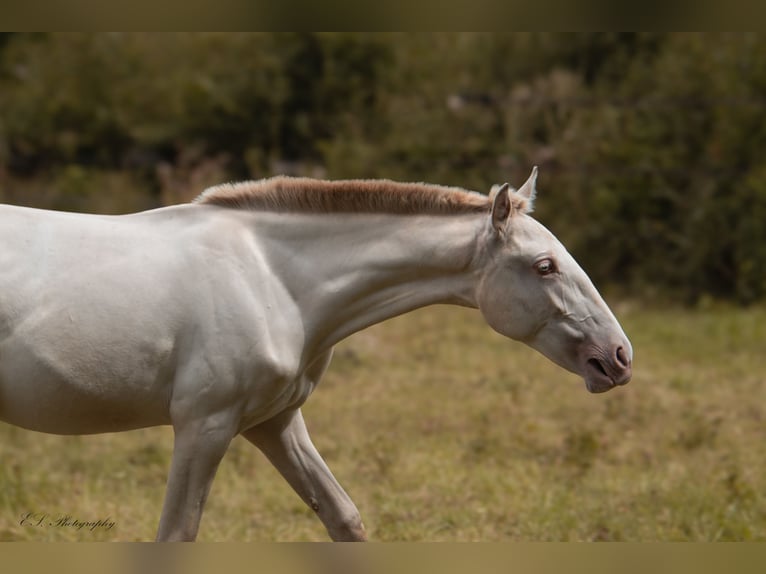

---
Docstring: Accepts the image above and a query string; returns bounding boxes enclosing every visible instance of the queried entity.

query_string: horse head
[475,168,632,393]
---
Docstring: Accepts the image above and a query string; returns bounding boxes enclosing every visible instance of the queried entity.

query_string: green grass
[1,302,765,541]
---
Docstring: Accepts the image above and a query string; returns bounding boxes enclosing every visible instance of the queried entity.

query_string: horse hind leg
[242,408,367,541]
[155,411,239,541]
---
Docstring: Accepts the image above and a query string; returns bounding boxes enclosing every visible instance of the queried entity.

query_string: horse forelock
[194,176,491,216]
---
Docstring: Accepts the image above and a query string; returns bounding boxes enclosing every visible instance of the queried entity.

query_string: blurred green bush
[1,33,765,303]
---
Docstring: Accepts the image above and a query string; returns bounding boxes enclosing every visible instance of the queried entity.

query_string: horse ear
[516,166,538,212]
[490,182,511,232]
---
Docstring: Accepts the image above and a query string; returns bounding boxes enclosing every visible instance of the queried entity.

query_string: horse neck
[248,210,486,354]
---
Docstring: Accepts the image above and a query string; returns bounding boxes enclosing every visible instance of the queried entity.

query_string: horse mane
[194,176,492,215]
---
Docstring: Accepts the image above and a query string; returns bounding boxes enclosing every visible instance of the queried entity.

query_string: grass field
[1,302,765,541]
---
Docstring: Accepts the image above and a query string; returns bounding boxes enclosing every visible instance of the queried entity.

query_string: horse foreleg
[155,413,237,541]
[242,408,367,541]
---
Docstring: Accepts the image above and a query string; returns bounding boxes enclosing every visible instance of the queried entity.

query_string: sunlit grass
[1,302,765,541]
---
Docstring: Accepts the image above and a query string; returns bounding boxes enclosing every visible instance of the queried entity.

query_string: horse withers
[0,168,631,540]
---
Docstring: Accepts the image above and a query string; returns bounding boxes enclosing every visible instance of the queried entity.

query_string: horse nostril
[615,346,629,368]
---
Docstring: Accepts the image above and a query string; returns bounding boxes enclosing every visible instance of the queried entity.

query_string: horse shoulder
[166,211,307,409]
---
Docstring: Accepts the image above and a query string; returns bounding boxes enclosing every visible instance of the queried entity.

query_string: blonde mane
[194,176,491,215]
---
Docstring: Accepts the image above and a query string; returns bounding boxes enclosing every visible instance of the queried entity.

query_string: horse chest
[231,373,315,431]
[231,348,333,431]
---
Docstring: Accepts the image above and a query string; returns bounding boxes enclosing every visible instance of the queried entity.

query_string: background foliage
[2,33,766,302]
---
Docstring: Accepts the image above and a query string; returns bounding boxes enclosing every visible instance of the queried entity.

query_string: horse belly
[0,381,172,435]
[0,212,184,434]
[0,321,176,435]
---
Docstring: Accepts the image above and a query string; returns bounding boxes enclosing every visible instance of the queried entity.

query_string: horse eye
[534,258,556,276]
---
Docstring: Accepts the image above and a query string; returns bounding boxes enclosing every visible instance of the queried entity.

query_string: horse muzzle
[582,343,633,393]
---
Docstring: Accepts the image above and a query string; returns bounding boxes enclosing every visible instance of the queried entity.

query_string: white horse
[0,168,631,541]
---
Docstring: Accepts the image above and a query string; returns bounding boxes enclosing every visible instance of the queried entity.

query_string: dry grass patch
[1,302,765,540]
